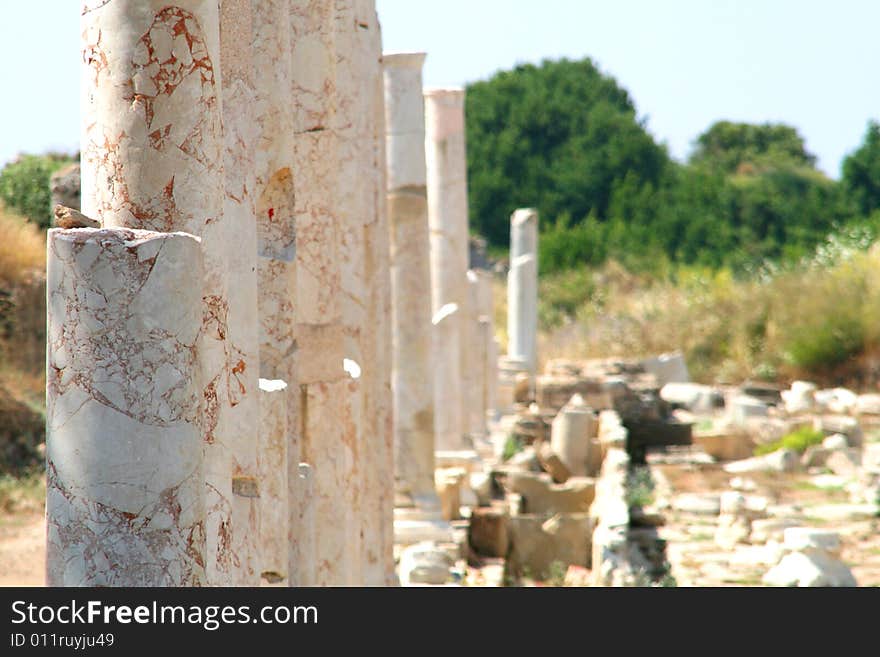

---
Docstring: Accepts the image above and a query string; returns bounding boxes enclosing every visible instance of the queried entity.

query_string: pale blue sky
[1,1,878,178]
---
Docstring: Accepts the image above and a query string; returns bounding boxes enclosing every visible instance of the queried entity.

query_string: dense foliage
[0,153,75,229]
[465,58,879,275]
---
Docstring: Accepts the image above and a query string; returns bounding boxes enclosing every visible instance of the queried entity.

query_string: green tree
[688,121,816,174]
[465,57,669,249]
[842,120,880,217]
[0,153,75,229]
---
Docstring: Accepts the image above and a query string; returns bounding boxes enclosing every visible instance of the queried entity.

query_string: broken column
[253,0,300,586]
[506,208,539,379]
[46,228,206,586]
[433,303,464,450]
[550,394,596,477]
[425,87,469,450]
[80,1,255,585]
[384,52,437,510]
[290,0,349,586]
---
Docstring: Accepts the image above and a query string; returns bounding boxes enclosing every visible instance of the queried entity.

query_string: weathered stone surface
[399,541,454,586]
[468,507,510,557]
[435,467,465,521]
[53,205,99,229]
[46,228,205,586]
[825,449,862,477]
[384,52,438,509]
[641,352,689,386]
[537,441,571,483]
[723,448,799,474]
[660,382,719,413]
[503,471,595,514]
[80,0,242,584]
[432,303,464,450]
[549,394,595,477]
[507,513,592,578]
[692,430,754,462]
[763,551,857,587]
[220,0,261,587]
[671,493,721,516]
[258,378,288,584]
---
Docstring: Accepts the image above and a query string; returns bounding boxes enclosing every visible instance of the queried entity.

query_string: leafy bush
[0,153,75,229]
[502,434,523,461]
[754,427,825,456]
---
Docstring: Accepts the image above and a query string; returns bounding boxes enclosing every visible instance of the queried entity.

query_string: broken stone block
[468,507,509,557]
[855,394,880,416]
[506,513,592,579]
[436,468,465,521]
[399,542,455,586]
[814,388,857,415]
[825,449,861,478]
[750,518,801,544]
[503,471,595,514]
[715,514,751,549]
[693,430,754,461]
[470,471,493,506]
[671,493,721,516]
[640,352,689,386]
[782,380,818,415]
[763,551,857,587]
[814,415,863,447]
[822,433,850,451]
[723,448,799,474]
[536,441,571,483]
[660,382,721,414]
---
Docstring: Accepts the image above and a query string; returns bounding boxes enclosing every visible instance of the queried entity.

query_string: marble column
[257,378,288,583]
[384,52,437,509]
[252,0,301,586]
[219,0,261,587]
[432,303,463,450]
[474,269,497,424]
[368,29,395,587]
[425,88,469,449]
[290,0,348,586]
[507,208,539,378]
[80,0,250,585]
[46,227,205,586]
[333,0,394,586]
[295,463,316,586]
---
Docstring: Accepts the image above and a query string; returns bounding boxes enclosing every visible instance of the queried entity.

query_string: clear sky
[2,0,878,178]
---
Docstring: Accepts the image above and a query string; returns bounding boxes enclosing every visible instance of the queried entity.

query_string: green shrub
[0,153,75,229]
[502,434,523,461]
[754,426,825,456]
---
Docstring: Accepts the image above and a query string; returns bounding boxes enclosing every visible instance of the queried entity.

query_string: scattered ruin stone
[52,205,99,229]
[399,542,456,585]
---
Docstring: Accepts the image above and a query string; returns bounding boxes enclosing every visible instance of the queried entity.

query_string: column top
[383,52,427,69]
[511,208,539,226]
[424,86,465,99]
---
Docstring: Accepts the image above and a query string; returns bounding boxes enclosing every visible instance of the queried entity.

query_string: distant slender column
[46,228,205,586]
[507,209,539,377]
[219,0,261,587]
[252,0,301,586]
[384,52,438,508]
[425,88,470,448]
[80,0,242,584]
[433,303,463,450]
[290,0,349,585]
[296,463,316,586]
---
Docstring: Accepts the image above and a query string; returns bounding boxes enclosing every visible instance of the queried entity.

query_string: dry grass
[524,241,880,386]
[0,207,45,288]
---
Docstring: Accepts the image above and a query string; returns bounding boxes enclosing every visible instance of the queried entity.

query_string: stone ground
[650,449,880,587]
[0,510,45,586]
